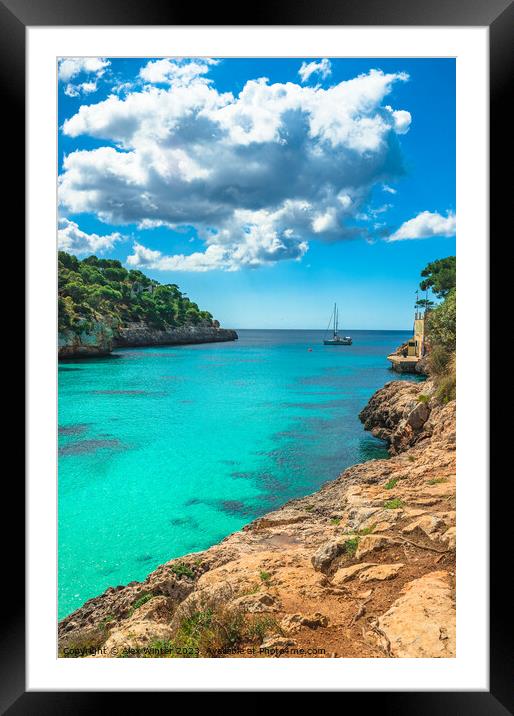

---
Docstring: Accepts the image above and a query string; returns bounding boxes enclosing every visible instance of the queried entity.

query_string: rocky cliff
[58,320,116,358]
[58,378,455,658]
[58,321,238,359]
[114,323,238,348]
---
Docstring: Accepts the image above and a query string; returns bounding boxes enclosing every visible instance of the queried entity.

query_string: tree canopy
[419,256,456,299]
[58,251,214,333]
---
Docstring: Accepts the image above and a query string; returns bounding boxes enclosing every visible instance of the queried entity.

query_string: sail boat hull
[324,337,352,345]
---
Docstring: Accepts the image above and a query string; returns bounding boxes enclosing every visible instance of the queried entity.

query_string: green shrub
[428,344,451,377]
[141,603,247,658]
[435,359,456,403]
[344,537,359,557]
[259,571,271,582]
[131,594,153,611]
[384,498,403,510]
[99,615,115,633]
[384,478,398,490]
[140,605,281,658]
[427,288,456,354]
[357,525,376,536]
[246,616,280,643]
[170,562,195,579]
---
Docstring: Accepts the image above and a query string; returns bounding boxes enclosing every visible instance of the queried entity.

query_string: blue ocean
[58,329,415,618]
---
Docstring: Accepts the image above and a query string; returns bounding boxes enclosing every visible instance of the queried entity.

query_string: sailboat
[323,303,352,345]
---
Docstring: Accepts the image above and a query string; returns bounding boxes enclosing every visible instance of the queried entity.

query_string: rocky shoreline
[58,321,238,359]
[59,376,455,658]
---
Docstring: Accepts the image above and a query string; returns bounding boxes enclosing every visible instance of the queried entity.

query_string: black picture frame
[5,0,511,709]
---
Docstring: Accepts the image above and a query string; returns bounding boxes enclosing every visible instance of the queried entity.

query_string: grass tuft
[138,600,280,658]
[357,524,376,536]
[170,562,195,579]
[343,537,360,557]
[384,498,403,510]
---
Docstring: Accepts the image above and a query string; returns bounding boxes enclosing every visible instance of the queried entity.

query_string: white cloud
[312,208,337,233]
[58,57,110,82]
[139,58,219,86]
[382,184,397,194]
[59,68,412,271]
[64,85,80,98]
[298,58,331,83]
[80,81,98,94]
[127,203,310,271]
[64,80,99,98]
[384,105,411,134]
[59,58,110,98]
[58,218,124,255]
[387,210,456,241]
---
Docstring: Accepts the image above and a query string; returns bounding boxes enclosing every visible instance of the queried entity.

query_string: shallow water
[58,328,416,618]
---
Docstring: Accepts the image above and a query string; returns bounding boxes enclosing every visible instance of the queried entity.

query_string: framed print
[6,0,511,707]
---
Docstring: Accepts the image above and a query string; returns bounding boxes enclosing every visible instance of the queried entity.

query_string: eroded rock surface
[367,571,456,657]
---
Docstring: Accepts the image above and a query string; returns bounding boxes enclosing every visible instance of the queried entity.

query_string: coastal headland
[58,251,238,359]
[58,375,456,659]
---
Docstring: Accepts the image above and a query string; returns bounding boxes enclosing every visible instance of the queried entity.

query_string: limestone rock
[331,563,377,585]
[260,635,296,650]
[58,319,116,358]
[100,596,173,655]
[358,563,404,582]
[231,592,281,613]
[355,535,394,559]
[373,571,455,657]
[311,540,346,573]
[441,527,456,550]
[407,402,430,431]
[115,322,238,349]
[402,515,444,538]
[59,320,237,359]
[281,612,329,633]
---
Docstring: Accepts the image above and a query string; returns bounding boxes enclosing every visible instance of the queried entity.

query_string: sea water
[58,329,415,618]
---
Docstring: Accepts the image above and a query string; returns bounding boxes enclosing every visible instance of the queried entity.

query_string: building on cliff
[388,307,426,374]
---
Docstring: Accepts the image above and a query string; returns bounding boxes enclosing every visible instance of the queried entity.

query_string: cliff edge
[59,378,455,658]
[58,322,238,358]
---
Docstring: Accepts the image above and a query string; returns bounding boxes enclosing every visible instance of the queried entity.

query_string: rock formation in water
[58,378,455,659]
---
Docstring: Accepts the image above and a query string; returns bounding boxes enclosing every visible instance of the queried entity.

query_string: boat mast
[335,304,339,336]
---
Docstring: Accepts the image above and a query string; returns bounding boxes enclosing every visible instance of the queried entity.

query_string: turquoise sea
[58,329,415,618]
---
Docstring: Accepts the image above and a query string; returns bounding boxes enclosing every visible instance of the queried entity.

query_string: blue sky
[58,57,455,329]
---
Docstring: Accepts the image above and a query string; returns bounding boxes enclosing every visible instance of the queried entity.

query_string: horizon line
[227,327,412,332]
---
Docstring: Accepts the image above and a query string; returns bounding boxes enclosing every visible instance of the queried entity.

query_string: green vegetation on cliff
[58,252,214,333]
[420,256,456,402]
